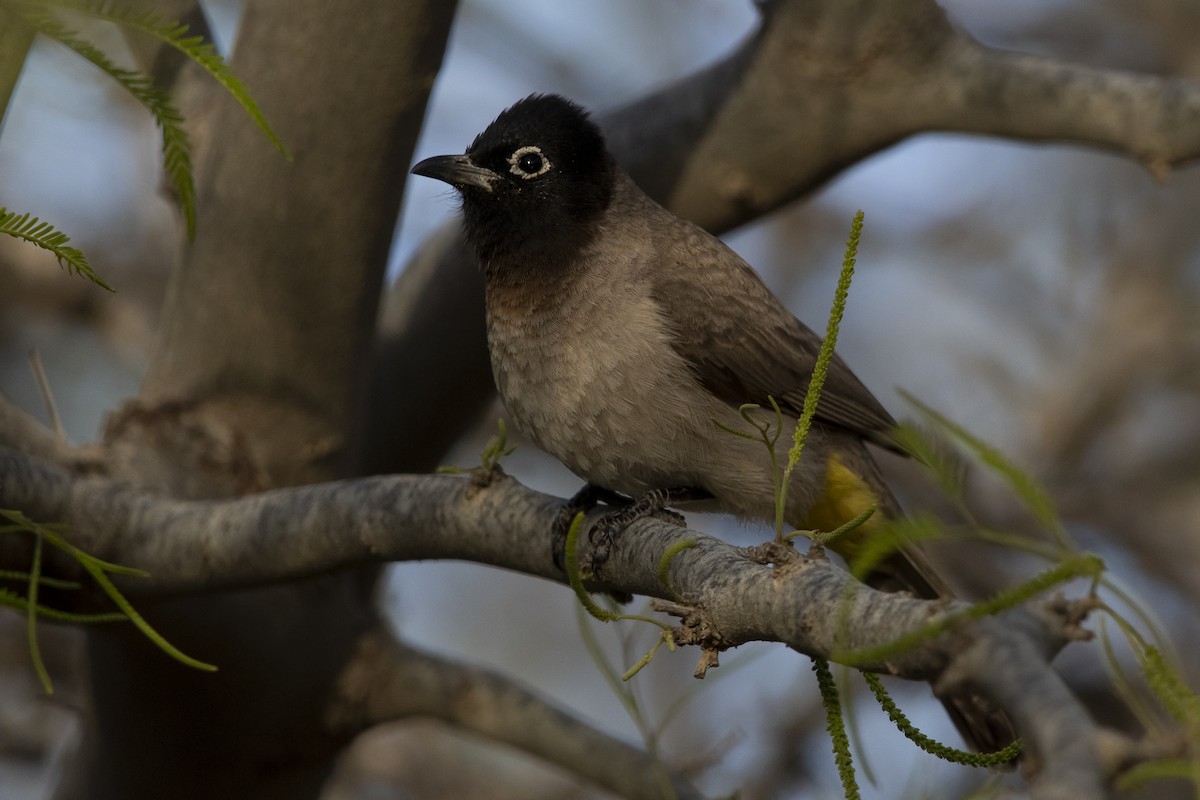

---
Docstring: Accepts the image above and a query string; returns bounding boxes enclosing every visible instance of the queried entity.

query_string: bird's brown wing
[648,219,904,454]
[641,214,1018,755]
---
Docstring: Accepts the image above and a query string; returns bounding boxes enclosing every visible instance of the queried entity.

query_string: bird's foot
[551,483,630,570]
[586,487,707,567]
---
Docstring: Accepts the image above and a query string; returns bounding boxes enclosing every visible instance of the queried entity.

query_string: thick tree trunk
[65,2,458,797]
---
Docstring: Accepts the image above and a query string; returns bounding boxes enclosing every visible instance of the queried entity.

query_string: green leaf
[78,560,217,671]
[900,390,1071,550]
[845,513,940,583]
[889,422,967,503]
[564,511,619,623]
[835,555,1104,666]
[1116,759,1200,792]
[0,569,81,589]
[26,531,53,693]
[2,509,217,674]
[479,418,518,471]
[1139,645,1200,728]
[0,590,129,623]
[46,0,291,159]
[813,657,860,799]
[863,672,1021,767]
[656,539,697,601]
[809,503,876,547]
[0,207,112,290]
[780,211,864,533]
[11,4,198,238]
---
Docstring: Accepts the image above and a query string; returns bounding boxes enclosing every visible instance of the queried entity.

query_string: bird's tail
[798,448,1017,756]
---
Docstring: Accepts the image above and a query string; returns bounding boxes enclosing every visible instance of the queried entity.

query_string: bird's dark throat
[464,198,607,284]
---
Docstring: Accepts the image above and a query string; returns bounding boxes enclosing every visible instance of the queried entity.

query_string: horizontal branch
[327,627,704,800]
[0,444,1163,796]
[0,394,78,466]
[0,445,564,591]
[933,39,1200,178]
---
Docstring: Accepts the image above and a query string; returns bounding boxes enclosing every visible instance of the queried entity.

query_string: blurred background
[2,0,1198,797]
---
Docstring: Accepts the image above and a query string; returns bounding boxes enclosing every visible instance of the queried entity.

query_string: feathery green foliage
[1,0,289,285]
[580,204,1191,791]
[777,210,863,536]
[656,538,697,602]
[46,0,290,158]
[575,600,680,800]
[804,503,876,546]
[834,554,1104,667]
[1097,610,1200,794]
[710,211,864,541]
[901,390,1071,550]
[2,509,217,693]
[813,657,860,799]
[844,514,939,582]
[11,3,199,238]
[479,418,518,471]
[0,208,113,290]
[891,400,1200,787]
[1140,644,1200,727]
[747,211,870,779]
[890,421,967,502]
[563,510,674,651]
[712,396,787,535]
[863,672,1021,766]
[25,530,49,691]
[564,511,620,623]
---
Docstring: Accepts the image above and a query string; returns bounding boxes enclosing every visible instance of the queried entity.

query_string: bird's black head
[411,94,614,268]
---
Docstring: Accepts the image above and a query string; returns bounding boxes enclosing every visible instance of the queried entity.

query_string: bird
[411,93,1013,753]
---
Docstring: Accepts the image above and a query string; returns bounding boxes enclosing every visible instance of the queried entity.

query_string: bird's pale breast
[485,263,713,496]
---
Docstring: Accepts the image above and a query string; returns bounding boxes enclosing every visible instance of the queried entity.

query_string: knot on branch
[741,538,809,568]
[1044,592,1100,643]
[651,598,728,678]
[468,463,506,489]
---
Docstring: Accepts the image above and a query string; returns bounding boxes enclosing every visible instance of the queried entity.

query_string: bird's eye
[518,152,542,172]
[507,146,551,179]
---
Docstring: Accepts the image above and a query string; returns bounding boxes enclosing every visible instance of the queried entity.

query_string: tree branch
[0,446,562,591]
[0,394,75,466]
[118,0,212,90]
[1,445,1172,797]
[934,42,1200,180]
[327,626,705,800]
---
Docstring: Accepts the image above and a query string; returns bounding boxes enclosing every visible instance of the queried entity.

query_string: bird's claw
[551,484,628,569]
[584,487,700,568]
[553,485,706,571]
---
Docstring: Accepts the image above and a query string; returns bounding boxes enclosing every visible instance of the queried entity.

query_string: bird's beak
[411,154,501,193]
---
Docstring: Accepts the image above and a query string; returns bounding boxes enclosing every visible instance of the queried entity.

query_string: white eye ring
[507,146,552,179]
